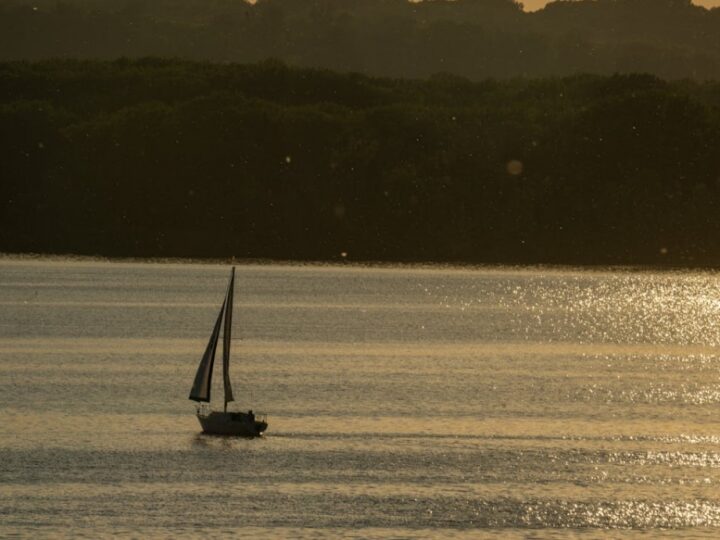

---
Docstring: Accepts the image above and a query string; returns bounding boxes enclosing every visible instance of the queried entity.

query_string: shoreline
[2,251,718,276]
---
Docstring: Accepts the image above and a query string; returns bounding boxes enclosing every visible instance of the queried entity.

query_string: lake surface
[2,259,720,538]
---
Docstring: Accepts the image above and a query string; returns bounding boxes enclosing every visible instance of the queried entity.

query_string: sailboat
[189,267,268,436]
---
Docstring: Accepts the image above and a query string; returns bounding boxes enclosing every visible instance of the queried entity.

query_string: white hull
[197,411,268,436]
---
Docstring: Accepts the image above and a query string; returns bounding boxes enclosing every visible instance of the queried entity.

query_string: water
[2,259,720,538]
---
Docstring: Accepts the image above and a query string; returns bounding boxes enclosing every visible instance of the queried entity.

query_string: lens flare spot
[507,159,524,176]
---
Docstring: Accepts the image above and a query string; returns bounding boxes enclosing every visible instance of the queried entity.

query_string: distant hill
[1,0,720,79]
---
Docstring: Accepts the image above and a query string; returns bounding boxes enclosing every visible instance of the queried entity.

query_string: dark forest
[3,59,720,265]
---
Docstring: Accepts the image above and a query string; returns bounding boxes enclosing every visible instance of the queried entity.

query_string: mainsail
[189,268,236,404]
[222,268,235,409]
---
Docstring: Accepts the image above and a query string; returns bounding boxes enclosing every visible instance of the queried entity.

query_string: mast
[222,267,235,412]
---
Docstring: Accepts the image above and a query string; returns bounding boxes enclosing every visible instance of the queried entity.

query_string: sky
[522,0,720,11]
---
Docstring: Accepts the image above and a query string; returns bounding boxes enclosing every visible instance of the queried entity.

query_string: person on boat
[248,409,255,422]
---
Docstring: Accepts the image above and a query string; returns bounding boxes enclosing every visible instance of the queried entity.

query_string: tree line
[2,58,720,266]
[1,0,720,80]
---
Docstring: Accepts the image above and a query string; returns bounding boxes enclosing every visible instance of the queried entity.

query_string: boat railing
[196,403,211,417]
[241,410,267,422]
[245,411,267,422]
[195,404,267,421]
